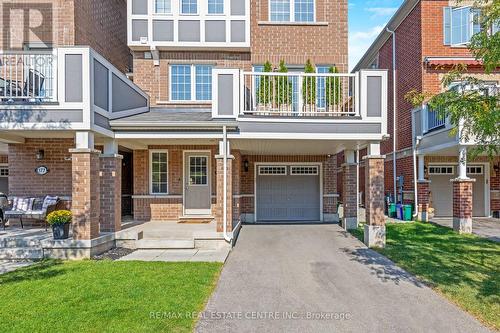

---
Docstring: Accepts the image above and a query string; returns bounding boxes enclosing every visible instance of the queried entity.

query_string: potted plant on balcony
[302,59,316,114]
[325,66,343,114]
[257,61,273,112]
[47,210,72,240]
[274,60,293,114]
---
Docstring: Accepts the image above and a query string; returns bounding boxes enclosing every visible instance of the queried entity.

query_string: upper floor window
[181,0,198,14]
[270,0,315,23]
[444,6,481,46]
[170,64,213,101]
[208,0,224,14]
[155,0,172,14]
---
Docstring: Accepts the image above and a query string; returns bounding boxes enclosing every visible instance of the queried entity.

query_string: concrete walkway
[0,260,34,275]
[431,217,500,242]
[118,248,230,262]
[196,224,491,333]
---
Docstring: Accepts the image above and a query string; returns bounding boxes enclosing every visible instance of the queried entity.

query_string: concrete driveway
[196,224,491,333]
[431,217,500,242]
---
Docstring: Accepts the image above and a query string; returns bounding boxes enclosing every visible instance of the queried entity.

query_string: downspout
[387,27,397,203]
[222,125,231,243]
[412,136,421,219]
[356,149,360,220]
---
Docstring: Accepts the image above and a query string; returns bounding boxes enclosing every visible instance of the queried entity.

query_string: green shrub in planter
[47,210,72,239]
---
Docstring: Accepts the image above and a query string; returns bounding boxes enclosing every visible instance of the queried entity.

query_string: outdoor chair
[3,196,59,230]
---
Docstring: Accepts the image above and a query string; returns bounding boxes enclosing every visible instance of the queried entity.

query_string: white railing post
[239,69,244,115]
[298,74,304,115]
[355,71,360,117]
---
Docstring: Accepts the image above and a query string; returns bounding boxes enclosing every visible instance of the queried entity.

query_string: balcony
[0,47,149,133]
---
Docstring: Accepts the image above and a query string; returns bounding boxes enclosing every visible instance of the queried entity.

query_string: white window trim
[169,64,212,102]
[258,165,288,175]
[0,164,8,178]
[154,0,173,15]
[207,0,224,15]
[290,165,319,175]
[149,150,169,195]
[269,0,316,23]
[450,6,474,46]
[467,166,483,175]
[428,165,455,175]
[180,0,199,15]
[188,155,209,186]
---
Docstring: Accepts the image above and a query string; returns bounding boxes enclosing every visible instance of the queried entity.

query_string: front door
[184,152,211,215]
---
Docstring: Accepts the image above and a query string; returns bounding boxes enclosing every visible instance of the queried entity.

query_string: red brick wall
[8,138,74,197]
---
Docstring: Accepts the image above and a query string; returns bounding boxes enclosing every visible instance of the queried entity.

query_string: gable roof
[352,0,420,72]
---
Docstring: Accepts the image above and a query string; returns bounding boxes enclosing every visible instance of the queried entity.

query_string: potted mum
[47,210,72,239]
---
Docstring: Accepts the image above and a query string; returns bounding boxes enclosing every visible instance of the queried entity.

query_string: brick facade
[0,0,129,72]
[99,155,122,232]
[452,179,474,233]
[365,157,385,226]
[417,180,430,222]
[342,162,357,229]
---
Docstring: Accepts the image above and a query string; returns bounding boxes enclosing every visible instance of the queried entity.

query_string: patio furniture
[3,196,59,230]
[0,193,8,230]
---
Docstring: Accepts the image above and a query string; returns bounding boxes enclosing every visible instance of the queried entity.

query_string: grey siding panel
[239,122,381,134]
[153,20,174,41]
[0,178,8,195]
[205,21,226,42]
[419,129,457,150]
[64,54,82,103]
[112,74,148,112]
[366,76,382,117]
[132,0,148,14]
[218,74,233,116]
[0,109,83,123]
[413,110,422,137]
[231,0,246,15]
[93,60,109,111]
[132,19,148,41]
[178,21,200,42]
[230,20,245,42]
[94,112,111,130]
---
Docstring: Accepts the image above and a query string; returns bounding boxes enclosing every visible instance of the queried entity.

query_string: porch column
[215,141,234,233]
[99,140,122,233]
[364,142,386,248]
[70,132,100,240]
[417,155,430,222]
[342,150,358,230]
[452,146,474,233]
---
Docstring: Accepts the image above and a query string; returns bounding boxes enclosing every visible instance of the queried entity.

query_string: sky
[348,0,404,70]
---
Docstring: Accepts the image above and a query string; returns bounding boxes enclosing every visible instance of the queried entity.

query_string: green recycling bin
[388,203,397,218]
[403,205,413,221]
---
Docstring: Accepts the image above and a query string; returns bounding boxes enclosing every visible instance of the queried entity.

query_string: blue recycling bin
[396,204,403,220]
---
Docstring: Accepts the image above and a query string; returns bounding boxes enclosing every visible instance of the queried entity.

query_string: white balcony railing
[242,72,357,116]
[0,51,57,103]
[423,104,446,133]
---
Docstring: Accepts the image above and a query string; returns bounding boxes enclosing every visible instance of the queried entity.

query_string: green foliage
[325,66,343,106]
[46,210,72,225]
[275,60,293,105]
[302,59,316,105]
[257,61,273,105]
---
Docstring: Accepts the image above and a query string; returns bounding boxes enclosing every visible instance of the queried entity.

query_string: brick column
[216,155,233,233]
[452,179,475,234]
[70,149,100,240]
[364,156,386,248]
[99,154,123,232]
[232,150,242,228]
[342,162,358,230]
[417,180,430,222]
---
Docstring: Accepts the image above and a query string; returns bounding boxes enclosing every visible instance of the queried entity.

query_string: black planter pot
[51,223,70,240]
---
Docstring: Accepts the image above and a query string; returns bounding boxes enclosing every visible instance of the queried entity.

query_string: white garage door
[256,165,321,222]
[429,165,485,217]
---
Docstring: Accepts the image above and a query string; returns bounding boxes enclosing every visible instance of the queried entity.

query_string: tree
[406,0,499,159]
[325,66,342,111]
[257,61,273,106]
[302,59,316,110]
[275,60,293,108]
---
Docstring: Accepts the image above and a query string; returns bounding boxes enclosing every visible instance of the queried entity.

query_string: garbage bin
[388,203,397,218]
[403,205,413,221]
[396,204,403,220]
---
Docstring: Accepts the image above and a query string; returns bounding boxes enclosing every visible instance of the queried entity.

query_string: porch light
[244,159,249,172]
[36,149,45,160]
[494,163,500,174]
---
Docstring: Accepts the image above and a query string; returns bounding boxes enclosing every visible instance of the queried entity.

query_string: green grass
[350,222,500,330]
[0,260,222,333]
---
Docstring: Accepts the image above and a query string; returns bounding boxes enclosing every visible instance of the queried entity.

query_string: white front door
[184,152,211,215]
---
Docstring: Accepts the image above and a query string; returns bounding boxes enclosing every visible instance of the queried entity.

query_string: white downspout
[387,27,398,203]
[356,148,360,221]
[222,125,231,243]
[412,138,420,218]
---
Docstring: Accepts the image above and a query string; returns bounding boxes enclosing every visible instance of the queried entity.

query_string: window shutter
[443,7,451,45]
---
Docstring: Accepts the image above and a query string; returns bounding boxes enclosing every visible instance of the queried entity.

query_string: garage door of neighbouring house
[256,165,321,222]
[429,165,485,217]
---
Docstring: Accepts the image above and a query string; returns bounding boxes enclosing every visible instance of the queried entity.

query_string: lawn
[350,222,500,330]
[0,260,222,333]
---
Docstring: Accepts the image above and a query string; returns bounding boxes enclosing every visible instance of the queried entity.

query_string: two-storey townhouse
[354,0,499,233]
[0,0,389,259]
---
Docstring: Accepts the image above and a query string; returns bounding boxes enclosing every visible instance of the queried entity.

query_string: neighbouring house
[353,0,500,232]
[0,0,389,258]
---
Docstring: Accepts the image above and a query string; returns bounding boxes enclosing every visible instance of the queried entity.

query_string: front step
[178,215,214,224]
[136,239,195,249]
[0,247,44,260]
[0,237,43,248]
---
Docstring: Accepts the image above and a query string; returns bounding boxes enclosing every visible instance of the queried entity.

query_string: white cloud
[349,24,385,70]
[365,7,398,18]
